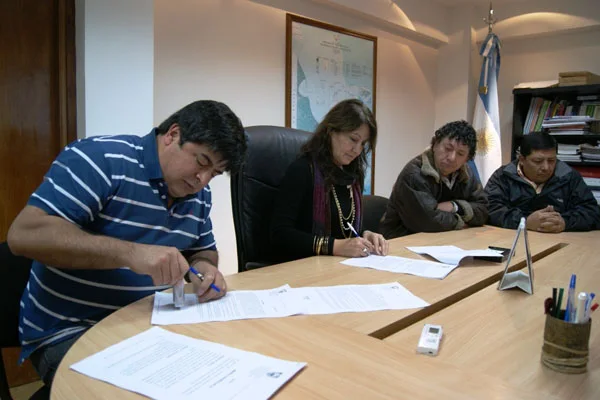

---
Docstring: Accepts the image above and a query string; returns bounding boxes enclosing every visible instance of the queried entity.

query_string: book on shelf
[513,80,558,89]
[557,154,582,162]
[581,143,600,151]
[546,115,594,122]
[583,177,600,188]
[543,122,589,128]
[557,143,580,155]
[558,71,600,87]
[522,98,600,134]
[581,144,600,161]
[592,190,600,205]
[549,130,589,136]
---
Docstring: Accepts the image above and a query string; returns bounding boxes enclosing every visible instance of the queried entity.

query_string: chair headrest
[243,126,312,187]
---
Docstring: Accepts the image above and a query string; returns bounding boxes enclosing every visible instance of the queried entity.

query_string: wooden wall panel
[0,0,76,388]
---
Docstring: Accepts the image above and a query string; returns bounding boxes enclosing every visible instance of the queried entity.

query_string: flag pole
[483,2,497,34]
[470,2,502,187]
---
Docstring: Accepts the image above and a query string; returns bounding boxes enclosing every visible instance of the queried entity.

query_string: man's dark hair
[430,120,477,159]
[156,100,247,174]
[519,131,557,157]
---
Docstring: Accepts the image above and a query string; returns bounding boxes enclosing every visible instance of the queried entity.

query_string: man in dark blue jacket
[485,132,600,232]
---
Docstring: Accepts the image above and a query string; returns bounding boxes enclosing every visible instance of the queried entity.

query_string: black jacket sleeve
[562,171,600,231]
[269,158,332,261]
[485,167,525,229]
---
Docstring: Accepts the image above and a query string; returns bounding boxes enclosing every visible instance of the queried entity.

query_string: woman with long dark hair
[270,99,388,263]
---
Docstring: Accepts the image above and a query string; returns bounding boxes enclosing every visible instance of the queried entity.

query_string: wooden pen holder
[541,313,591,374]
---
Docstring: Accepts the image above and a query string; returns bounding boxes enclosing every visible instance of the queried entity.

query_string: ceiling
[433,0,536,6]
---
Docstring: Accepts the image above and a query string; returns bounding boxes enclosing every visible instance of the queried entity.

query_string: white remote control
[417,324,443,356]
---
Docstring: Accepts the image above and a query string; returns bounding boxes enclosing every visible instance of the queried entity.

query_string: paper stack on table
[341,255,459,279]
[152,285,298,325]
[406,245,504,266]
[151,282,429,325]
[289,282,429,315]
[71,327,306,400]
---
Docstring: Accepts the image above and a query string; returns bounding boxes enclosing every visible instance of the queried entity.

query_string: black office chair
[361,195,389,234]
[231,126,312,272]
[0,242,49,400]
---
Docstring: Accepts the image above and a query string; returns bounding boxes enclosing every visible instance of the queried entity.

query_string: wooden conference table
[51,226,593,399]
[226,226,562,338]
[385,242,600,400]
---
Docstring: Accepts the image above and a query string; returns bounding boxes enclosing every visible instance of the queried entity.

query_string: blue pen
[585,292,596,321]
[189,266,221,293]
[564,274,576,322]
[346,222,371,256]
[346,222,360,238]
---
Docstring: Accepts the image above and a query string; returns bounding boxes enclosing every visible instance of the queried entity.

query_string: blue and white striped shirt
[19,130,216,362]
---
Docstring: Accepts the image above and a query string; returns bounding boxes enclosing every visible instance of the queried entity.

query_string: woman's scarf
[311,158,362,236]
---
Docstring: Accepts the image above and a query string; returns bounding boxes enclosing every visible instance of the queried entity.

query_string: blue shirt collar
[141,129,163,180]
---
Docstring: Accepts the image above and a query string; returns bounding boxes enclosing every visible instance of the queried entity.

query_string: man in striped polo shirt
[7,100,247,389]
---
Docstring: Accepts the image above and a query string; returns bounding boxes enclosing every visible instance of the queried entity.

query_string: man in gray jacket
[485,132,600,232]
[380,120,488,239]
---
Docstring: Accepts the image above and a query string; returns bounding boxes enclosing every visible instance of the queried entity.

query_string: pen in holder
[173,280,185,308]
[541,311,591,374]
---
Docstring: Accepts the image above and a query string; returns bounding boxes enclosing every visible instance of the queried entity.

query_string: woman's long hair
[301,99,377,190]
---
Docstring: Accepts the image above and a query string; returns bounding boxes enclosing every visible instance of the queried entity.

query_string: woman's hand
[332,237,374,258]
[362,230,389,256]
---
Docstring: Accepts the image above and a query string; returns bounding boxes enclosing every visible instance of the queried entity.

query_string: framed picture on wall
[285,14,377,195]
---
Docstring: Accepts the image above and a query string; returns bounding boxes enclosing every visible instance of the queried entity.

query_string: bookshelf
[512,84,600,204]
[512,84,600,162]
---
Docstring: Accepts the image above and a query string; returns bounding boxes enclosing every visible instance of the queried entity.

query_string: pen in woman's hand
[346,222,360,238]
[346,222,372,256]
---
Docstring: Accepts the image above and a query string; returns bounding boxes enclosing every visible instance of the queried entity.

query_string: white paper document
[341,255,459,279]
[292,282,429,314]
[406,245,504,266]
[152,283,429,325]
[70,327,306,400]
[152,285,296,325]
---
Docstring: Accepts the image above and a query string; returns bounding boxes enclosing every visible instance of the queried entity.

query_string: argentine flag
[471,33,502,186]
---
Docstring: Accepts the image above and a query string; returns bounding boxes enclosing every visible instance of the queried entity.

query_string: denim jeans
[29,329,88,388]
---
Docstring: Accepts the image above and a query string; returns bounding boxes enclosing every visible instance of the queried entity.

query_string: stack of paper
[71,327,306,400]
[406,245,504,266]
[151,282,429,326]
[341,255,459,279]
[153,286,298,324]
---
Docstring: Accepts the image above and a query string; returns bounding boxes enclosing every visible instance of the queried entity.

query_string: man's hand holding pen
[189,261,227,303]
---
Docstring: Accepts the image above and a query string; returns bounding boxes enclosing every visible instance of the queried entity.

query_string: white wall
[434,6,476,129]
[154,0,439,275]
[79,0,154,137]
